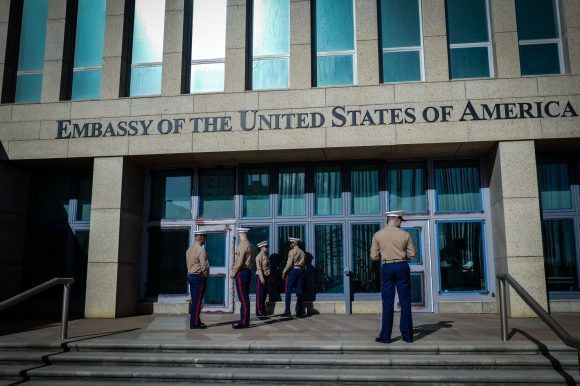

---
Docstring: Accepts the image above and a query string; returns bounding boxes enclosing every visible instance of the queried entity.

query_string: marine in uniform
[255,241,271,316]
[231,228,255,329]
[186,230,210,329]
[370,211,416,343]
[281,237,305,318]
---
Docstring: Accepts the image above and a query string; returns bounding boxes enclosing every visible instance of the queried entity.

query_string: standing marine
[281,237,305,318]
[255,240,271,316]
[186,230,210,329]
[231,227,254,329]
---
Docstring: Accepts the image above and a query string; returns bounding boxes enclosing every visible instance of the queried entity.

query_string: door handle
[344,268,352,276]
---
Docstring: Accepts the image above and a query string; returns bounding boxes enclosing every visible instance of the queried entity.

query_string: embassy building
[0,0,579,319]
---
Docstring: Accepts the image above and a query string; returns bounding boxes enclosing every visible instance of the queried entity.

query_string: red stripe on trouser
[237,274,247,326]
[256,278,261,314]
[195,279,205,326]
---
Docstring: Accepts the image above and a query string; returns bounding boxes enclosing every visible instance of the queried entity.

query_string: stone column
[421,0,449,81]
[563,0,580,74]
[489,141,547,317]
[290,0,311,89]
[224,0,247,92]
[85,157,144,318]
[490,0,520,78]
[0,163,30,300]
[41,0,67,102]
[100,0,127,99]
[355,0,379,86]
[161,0,184,96]
[0,0,10,92]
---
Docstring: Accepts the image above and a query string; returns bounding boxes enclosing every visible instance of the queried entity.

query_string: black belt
[382,259,407,264]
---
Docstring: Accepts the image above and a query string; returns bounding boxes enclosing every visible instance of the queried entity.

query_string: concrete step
[1,363,579,384]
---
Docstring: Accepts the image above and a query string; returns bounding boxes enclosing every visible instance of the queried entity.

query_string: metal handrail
[0,277,75,341]
[497,273,580,374]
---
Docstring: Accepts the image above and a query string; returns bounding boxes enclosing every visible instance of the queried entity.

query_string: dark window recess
[1,0,24,103]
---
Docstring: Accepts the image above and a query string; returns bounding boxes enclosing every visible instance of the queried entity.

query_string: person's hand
[260,278,265,284]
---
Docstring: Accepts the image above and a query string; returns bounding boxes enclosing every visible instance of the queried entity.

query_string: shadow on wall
[0,141,7,160]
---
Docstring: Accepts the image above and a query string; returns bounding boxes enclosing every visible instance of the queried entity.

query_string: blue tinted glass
[317,54,354,86]
[382,50,421,82]
[519,43,561,75]
[278,168,305,216]
[351,165,380,215]
[199,169,235,218]
[252,58,289,90]
[450,46,490,79]
[150,172,192,220]
[243,168,270,217]
[314,166,342,215]
[191,0,227,60]
[72,70,101,100]
[130,65,162,96]
[446,0,489,44]
[18,0,49,71]
[410,272,424,304]
[132,0,166,64]
[191,63,224,93]
[380,0,421,48]
[253,0,289,56]
[15,73,42,103]
[204,275,225,305]
[404,228,422,265]
[74,0,106,68]
[206,233,226,267]
[314,224,343,293]
[435,161,482,212]
[515,0,559,40]
[537,163,572,210]
[316,0,354,52]
[388,162,428,213]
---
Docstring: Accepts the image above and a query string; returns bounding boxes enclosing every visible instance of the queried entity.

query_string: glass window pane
[351,165,380,215]
[15,73,43,103]
[132,0,165,64]
[74,0,106,68]
[380,0,421,48]
[205,232,226,267]
[351,223,381,293]
[446,0,489,44]
[130,65,162,96]
[252,58,289,90]
[192,0,227,60]
[246,226,270,294]
[205,275,226,305]
[317,54,354,87]
[76,175,92,222]
[36,175,71,223]
[18,0,49,71]
[278,167,305,216]
[243,168,270,217]
[199,169,235,218]
[435,161,482,212]
[410,272,424,304]
[277,224,306,277]
[150,172,192,220]
[315,166,343,215]
[403,227,422,265]
[450,46,490,79]
[542,219,578,291]
[252,0,290,56]
[438,221,485,292]
[519,43,561,76]
[382,50,421,83]
[146,228,189,296]
[72,230,89,300]
[315,0,354,52]
[315,224,343,294]
[537,163,572,210]
[515,0,559,40]
[388,162,428,213]
[191,63,224,93]
[72,70,102,100]
[31,230,67,286]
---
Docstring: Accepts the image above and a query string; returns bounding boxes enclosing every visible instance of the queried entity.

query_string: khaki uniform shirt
[231,240,254,277]
[282,246,305,277]
[370,226,416,262]
[255,250,271,284]
[186,242,210,278]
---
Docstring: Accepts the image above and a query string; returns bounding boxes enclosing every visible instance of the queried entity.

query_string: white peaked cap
[288,237,301,243]
[236,227,250,233]
[193,230,207,235]
[257,241,268,248]
[385,210,405,218]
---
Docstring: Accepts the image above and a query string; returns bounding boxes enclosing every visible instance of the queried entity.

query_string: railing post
[61,282,71,341]
[499,278,509,342]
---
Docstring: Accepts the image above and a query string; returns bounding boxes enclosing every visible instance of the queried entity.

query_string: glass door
[312,223,345,303]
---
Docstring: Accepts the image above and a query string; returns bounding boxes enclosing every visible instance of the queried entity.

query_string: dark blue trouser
[235,268,251,326]
[188,273,206,328]
[285,268,304,316]
[256,275,269,315]
[379,262,413,342]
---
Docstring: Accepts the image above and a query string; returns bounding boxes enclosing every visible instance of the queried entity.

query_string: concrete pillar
[490,0,520,78]
[0,163,30,300]
[0,0,10,92]
[355,0,379,86]
[161,0,184,96]
[489,141,547,317]
[290,0,311,89]
[85,157,144,318]
[421,0,449,81]
[41,0,67,102]
[100,0,126,99]
[563,0,580,74]
[224,0,247,92]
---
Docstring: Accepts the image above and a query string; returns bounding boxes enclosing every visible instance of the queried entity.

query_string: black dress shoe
[191,324,207,329]
[256,312,264,317]
[232,323,248,329]
[280,313,292,318]
[375,337,389,344]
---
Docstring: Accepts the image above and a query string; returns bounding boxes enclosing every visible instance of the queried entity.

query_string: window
[129,0,165,96]
[150,172,192,220]
[435,160,482,212]
[314,0,355,86]
[250,0,290,90]
[515,0,563,75]
[188,0,227,93]
[379,0,423,83]
[14,0,49,103]
[198,169,235,218]
[351,223,381,292]
[351,165,380,215]
[242,168,270,217]
[314,166,343,215]
[71,0,106,100]
[314,224,343,293]
[146,228,189,296]
[388,162,428,213]
[445,0,493,79]
[542,219,578,291]
[538,162,572,210]
[278,167,305,216]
